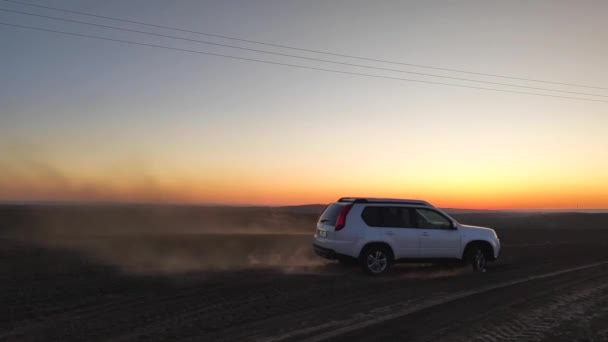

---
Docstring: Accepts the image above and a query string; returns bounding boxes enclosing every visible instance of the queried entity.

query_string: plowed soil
[1,206,608,341]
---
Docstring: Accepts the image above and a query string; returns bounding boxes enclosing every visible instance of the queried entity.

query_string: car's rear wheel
[360,246,392,275]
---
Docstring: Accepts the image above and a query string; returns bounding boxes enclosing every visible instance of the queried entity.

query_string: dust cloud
[3,204,326,275]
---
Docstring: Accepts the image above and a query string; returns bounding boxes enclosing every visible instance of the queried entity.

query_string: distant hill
[278,204,326,214]
[1,203,607,237]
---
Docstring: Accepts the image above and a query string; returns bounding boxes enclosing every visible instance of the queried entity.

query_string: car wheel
[360,246,392,275]
[469,247,487,272]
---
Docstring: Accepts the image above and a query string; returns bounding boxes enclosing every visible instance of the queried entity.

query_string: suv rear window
[361,206,413,228]
[318,203,348,226]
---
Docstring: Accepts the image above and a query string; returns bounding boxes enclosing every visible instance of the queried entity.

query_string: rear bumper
[312,234,358,258]
[313,244,337,259]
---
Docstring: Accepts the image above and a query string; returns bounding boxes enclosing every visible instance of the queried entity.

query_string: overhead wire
[1,22,606,103]
[1,0,606,90]
[1,8,606,98]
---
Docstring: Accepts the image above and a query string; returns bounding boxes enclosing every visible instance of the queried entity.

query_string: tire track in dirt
[110,255,608,341]
[540,290,608,341]
[436,278,608,341]
[166,261,591,341]
[3,234,608,342]
[297,261,608,342]
[111,272,411,341]
[0,274,292,341]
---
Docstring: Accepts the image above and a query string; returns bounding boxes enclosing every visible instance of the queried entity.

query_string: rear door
[361,206,419,259]
[413,208,461,258]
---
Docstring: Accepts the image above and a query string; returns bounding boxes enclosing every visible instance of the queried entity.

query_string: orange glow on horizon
[1,144,607,210]
[1,173,607,209]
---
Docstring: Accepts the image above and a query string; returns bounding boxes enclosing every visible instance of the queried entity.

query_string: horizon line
[0,200,606,212]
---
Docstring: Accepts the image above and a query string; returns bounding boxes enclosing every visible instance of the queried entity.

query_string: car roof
[337,197,433,207]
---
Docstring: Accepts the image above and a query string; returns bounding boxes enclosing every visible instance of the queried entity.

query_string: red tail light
[335,204,353,231]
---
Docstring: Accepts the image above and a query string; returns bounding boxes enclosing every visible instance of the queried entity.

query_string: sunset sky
[1,0,607,209]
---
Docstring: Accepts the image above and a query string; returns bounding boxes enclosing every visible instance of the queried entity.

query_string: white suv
[312,197,501,275]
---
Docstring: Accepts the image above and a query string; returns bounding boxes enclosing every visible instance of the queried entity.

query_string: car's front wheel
[468,246,488,272]
[360,245,392,275]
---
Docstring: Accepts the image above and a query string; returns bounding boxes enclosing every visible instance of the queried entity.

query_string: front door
[413,208,461,258]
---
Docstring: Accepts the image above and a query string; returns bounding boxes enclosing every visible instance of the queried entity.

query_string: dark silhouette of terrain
[1,204,608,341]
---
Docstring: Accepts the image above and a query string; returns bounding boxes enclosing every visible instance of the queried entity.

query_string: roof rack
[337,197,433,207]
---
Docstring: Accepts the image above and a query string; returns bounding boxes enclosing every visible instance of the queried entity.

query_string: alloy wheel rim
[367,251,388,273]
[475,250,486,270]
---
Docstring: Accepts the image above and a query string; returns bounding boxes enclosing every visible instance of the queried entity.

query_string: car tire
[360,245,392,275]
[467,246,488,272]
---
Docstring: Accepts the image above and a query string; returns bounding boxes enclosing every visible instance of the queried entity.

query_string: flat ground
[1,205,608,341]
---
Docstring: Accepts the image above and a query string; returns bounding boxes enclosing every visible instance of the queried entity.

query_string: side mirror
[451,222,459,230]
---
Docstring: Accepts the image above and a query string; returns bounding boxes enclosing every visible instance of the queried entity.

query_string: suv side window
[361,206,414,228]
[413,208,453,229]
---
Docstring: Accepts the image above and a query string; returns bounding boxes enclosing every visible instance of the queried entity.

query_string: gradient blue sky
[1,0,607,207]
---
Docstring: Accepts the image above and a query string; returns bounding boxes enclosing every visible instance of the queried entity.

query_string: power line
[2,0,606,91]
[2,21,606,104]
[2,8,606,99]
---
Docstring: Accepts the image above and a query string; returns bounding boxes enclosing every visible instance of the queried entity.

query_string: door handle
[422,232,429,237]
[385,231,395,236]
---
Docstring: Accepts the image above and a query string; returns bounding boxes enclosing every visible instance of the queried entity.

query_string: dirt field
[2,205,608,341]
